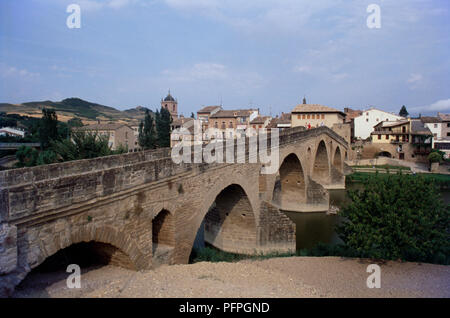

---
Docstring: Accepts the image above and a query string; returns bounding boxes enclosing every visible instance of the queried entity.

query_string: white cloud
[407,73,423,84]
[0,63,40,80]
[160,62,265,89]
[410,99,450,113]
[407,73,424,90]
[76,0,140,12]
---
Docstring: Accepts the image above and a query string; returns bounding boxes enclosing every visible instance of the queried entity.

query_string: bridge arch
[152,209,175,250]
[272,153,307,209]
[333,146,343,173]
[25,225,146,280]
[312,140,330,184]
[183,181,258,261]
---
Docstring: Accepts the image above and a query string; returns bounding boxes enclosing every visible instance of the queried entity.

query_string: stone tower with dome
[161,90,178,119]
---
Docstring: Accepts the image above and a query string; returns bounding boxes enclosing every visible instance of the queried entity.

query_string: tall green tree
[155,107,172,148]
[39,108,59,149]
[399,105,409,117]
[138,109,156,149]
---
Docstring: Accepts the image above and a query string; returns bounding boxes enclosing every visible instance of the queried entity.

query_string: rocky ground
[12,256,450,298]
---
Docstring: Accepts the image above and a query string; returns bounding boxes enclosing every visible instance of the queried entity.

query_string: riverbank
[13,257,450,298]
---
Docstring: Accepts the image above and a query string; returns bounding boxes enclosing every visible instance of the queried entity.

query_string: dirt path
[13,257,450,298]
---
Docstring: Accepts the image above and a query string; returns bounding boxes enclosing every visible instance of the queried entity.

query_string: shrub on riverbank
[338,173,450,265]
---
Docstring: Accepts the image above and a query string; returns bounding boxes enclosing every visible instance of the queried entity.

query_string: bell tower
[161,89,178,119]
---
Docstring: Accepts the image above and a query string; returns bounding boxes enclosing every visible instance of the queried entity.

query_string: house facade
[370,119,432,162]
[75,123,137,152]
[354,108,404,140]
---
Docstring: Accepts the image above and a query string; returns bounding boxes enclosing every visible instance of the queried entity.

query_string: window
[173,105,175,111]
[259,125,262,128]
[321,114,325,119]
[366,119,369,122]
[434,124,438,128]
[447,132,450,137]
[376,118,379,122]
[307,114,310,119]
[297,115,301,119]
[447,123,450,128]
[229,122,233,128]
[378,134,381,140]
[302,114,306,119]
[214,122,218,128]
[386,135,389,139]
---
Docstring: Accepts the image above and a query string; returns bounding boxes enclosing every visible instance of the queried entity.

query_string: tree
[337,174,449,264]
[428,152,442,163]
[67,117,84,129]
[51,131,117,161]
[39,108,59,149]
[15,146,39,167]
[138,109,156,149]
[155,107,172,148]
[399,105,409,117]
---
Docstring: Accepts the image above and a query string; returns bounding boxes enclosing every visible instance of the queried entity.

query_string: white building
[0,127,25,138]
[354,108,404,140]
[420,116,442,148]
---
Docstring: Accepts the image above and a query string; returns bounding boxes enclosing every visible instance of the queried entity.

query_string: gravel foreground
[13,256,450,298]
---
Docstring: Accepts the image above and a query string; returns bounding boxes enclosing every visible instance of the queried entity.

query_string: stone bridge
[0,126,348,296]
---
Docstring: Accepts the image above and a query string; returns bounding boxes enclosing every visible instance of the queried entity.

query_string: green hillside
[0,98,153,123]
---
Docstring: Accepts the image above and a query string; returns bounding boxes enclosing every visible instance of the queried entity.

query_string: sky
[0,0,449,117]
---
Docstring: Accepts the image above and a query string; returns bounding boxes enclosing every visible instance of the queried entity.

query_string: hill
[0,98,152,125]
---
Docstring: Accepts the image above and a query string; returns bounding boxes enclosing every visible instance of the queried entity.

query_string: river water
[283,184,450,251]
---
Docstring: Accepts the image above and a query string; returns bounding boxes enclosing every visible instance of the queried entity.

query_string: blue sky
[0,0,449,116]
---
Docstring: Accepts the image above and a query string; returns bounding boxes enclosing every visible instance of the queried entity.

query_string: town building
[208,109,259,139]
[197,106,222,124]
[343,107,362,142]
[420,116,442,147]
[291,99,350,144]
[197,106,223,141]
[0,127,25,138]
[161,90,178,120]
[291,101,346,129]
[353,107,404,140]
[267,113,291,130]
[370,119,432,162]
[74,123,137,152]
[438,113,450,139]
[170,117,196,148]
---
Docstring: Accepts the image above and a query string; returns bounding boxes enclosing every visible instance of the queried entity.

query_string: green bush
[337,174,450,264]
[428,152,442,163]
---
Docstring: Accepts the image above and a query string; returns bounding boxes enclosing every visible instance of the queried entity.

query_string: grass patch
[354,164,411,171]
[347,171,450,188]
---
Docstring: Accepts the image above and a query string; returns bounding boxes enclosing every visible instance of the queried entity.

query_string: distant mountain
[0,98,153,124]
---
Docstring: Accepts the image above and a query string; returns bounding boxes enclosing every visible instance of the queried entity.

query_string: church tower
[161,90,178,119]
